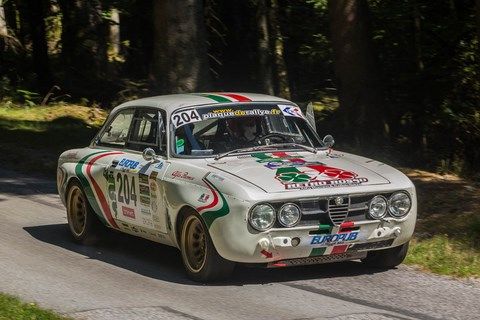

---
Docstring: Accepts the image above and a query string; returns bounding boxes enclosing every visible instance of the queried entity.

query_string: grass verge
[0,103,106,176]
[1,103,479,278]
[0,293,70,320]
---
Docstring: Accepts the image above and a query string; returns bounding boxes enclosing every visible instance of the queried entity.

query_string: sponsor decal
[122,206,135,219]
[251,152,303,164]
[149,171,158,180]
[171,109,201,128]
[201,108,281,120]
[278,104,304,118]
[139,173,149,184]
[171,171,194,180]
[171,103,283,128]
[141,208,150,215]
[285,177,368,190]
[155,161,164,170]
[276,164,368,190]
[198,193,211,203]
[251,152,368,190]
[140,195,150,206]
[310,231,358,246]
[139,184,150,196]
[142,217,153,227]
[118,158,140,170]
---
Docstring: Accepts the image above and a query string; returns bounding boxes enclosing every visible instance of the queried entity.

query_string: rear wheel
[180,213,235,282]
[66,181,104,245]
[362,241,409,268]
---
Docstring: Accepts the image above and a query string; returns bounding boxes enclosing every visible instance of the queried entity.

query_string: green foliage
[405,236,480,278]
[0,293,70,320]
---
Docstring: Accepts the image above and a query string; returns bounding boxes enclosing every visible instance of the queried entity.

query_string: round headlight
[278,203,301,227]
[368,195,388,219]
[249,204,276,231]
[388,191,411,217]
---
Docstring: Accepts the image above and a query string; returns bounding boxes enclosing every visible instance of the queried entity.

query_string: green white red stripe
[193,93,252,103]
[196,176,230,228]
[75,150,124,229]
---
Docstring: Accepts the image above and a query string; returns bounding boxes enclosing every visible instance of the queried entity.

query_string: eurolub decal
[310,231,359,246]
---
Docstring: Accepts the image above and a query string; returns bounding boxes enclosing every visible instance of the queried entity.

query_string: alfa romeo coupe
[57,93,416,281]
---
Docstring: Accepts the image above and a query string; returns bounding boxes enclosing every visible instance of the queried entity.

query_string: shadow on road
[24,223,389,286]
[0,168,57,196]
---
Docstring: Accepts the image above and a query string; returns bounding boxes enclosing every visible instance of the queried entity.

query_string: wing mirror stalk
[142,148,161,162]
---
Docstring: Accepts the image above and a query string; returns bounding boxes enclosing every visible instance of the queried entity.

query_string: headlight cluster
[368,191,411,219]
[249,203,301,231]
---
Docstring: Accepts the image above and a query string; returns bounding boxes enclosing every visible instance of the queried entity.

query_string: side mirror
[323,135,335,148]
[142,147,157,162]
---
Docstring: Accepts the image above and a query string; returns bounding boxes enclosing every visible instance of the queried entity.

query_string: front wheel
[361,241,409,268]
[66,181,105,245]
[180,213,235,282]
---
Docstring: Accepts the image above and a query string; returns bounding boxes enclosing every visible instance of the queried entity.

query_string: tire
[180,213,235,282]
[362,241,409,269]
[66,180,105,245]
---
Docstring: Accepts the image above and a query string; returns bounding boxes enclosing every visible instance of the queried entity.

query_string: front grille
[270,192,394,228]
[328,196,350,225]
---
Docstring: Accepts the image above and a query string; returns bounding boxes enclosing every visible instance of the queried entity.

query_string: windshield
[171,104,322,157]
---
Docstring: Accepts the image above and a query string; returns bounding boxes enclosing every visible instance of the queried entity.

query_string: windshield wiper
[265,143,318,154]
[214,143,318,161]
[214,145,278,160]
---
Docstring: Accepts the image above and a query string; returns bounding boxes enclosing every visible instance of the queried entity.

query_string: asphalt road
[0,168,479,320]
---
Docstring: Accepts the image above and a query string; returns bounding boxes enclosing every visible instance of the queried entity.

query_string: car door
[106,108,169,234]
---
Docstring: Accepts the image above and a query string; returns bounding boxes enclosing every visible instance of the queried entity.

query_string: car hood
[207,151,390,193]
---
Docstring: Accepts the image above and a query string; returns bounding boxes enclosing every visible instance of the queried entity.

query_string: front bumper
[208,196,417,264]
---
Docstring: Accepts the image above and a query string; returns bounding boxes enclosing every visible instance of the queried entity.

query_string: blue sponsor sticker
[310,232,358,245]
[118,158,140,170]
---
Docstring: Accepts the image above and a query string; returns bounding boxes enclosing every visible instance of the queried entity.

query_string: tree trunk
[109,8,120,58]
[269,0,290,99]
[58,0,108,84]
[151,0,211,93]
[0,3,7,37]
[328,0,386,148]
[120,0,153,79]
[256,0,274,95]
[476,0,480,54]
[17,0,52,93]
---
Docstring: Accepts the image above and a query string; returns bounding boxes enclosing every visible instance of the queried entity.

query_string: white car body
[57,93,416,270]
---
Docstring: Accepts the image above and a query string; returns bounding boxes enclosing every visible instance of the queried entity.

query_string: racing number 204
[172,110,200,128]
[116,173,137,206]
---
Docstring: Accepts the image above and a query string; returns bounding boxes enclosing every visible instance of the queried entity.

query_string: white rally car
[57,93,416,282]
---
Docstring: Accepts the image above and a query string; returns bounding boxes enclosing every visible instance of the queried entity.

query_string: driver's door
[107,108,169,234]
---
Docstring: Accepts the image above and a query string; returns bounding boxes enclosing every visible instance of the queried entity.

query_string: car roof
[113,92,293,115]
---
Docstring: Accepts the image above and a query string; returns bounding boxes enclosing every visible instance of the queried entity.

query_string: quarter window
[98,109,134,147]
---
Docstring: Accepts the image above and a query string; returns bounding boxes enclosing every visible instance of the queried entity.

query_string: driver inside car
[225,116,261,146]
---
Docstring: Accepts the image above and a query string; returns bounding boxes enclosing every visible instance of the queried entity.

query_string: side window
[126,109,164,154]
[98,109,134,148]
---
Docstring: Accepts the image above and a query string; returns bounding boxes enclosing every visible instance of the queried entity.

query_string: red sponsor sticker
[122,206,135,219]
